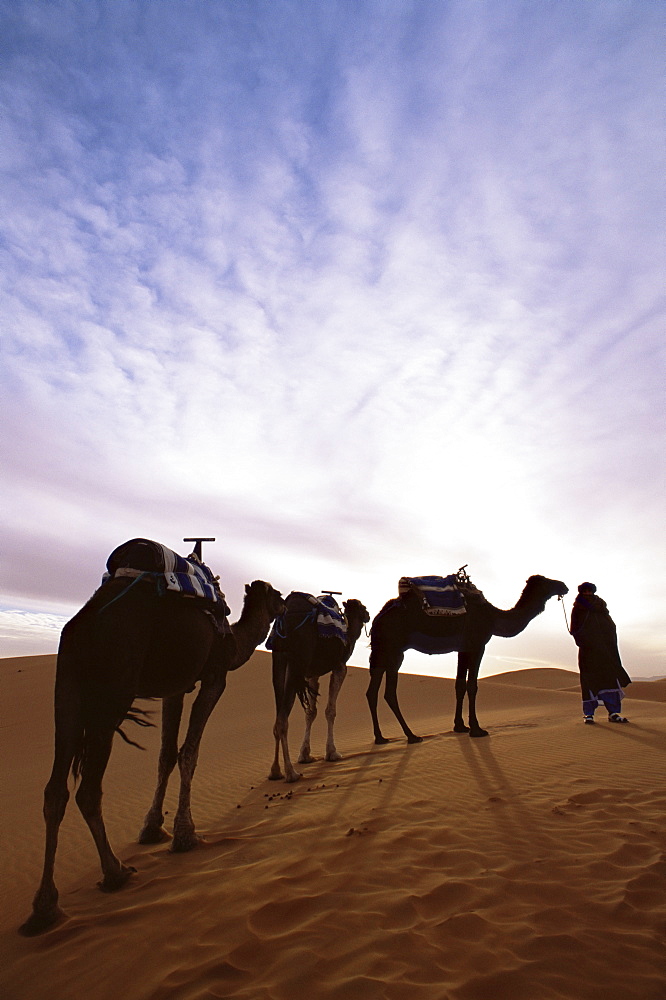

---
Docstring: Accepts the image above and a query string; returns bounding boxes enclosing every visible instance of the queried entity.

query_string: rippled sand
[1,653,664,1000]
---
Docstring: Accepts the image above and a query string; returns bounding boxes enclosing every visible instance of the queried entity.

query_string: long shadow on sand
[453,734,555,853]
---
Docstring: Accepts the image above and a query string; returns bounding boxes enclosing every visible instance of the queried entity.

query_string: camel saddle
[104,538,230,614]
[398,575,468,616]
[266,592,348,649]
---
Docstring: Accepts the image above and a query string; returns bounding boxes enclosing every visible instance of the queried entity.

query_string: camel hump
[284,591,322,612]
[107,538,165,574]
[104,538,229,610]
[266,591,348,650]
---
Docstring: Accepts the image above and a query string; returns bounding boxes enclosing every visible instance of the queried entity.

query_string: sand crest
[1,653,664,1000]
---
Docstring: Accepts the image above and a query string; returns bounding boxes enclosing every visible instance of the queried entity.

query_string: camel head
[520,575,568,605]
[343,598,371,625]
[342,598,371,653]
[244,581,286,618]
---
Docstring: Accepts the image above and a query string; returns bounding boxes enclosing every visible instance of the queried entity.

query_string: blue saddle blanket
[398,575,467,615]
[315,594,348,640]
[104,538,228,607]
[266,592,347,648]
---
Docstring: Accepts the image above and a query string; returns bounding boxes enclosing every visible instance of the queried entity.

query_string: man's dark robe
[570,594,631,696]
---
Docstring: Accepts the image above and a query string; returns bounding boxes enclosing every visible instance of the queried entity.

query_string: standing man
[570,582,631,724]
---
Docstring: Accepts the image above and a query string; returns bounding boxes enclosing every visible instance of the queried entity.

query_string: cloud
[0,1,663,673]
[0,608,68,657]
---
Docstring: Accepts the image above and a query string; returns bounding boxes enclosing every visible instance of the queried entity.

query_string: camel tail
[115,703,156,750]
[70,737,85,783]
[71,702,156,779]
[296,678,318,711]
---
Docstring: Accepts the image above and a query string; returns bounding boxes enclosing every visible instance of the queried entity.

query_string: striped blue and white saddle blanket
[266,592,347,649]
[103,538,228,607]
[315,594,348,640]
[398,575,467,616]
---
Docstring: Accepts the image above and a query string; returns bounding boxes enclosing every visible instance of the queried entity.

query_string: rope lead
[558,594,571,634]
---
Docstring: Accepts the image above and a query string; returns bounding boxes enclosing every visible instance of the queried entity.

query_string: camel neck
[345,625,364,656]
[232,606,272,661]
[492,596,547,638]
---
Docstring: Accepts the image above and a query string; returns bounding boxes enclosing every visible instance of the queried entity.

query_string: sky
[1,0,664,679]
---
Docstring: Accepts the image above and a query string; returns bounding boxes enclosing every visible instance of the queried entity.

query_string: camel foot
[470,728,489,738]
[325,751,342,762]
[170,833,202,853]
[407,734,423,744]
[374,735,389,745]
[268,770,284,781]
[285,770,302,784]
[453,722,470,733]
[18,905,66,937]
[98,864,136,892]
[138,824,171,845]
[297,753,316,764]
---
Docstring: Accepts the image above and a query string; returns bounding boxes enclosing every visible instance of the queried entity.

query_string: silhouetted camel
[367,574,567,742]
[20,573,284,936]
[269,595,370,782]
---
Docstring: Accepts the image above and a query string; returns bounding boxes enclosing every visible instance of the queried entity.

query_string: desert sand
[1,652,664,1000]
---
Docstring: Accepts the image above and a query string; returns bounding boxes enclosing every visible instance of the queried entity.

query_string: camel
[366,573,568,742]
[19,561,284,936]
[269,594,370,783]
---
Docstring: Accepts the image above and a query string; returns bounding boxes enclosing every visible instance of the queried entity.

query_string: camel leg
[273,680,301,783]
[171,674,227,852]
[75,727,137,891]
[454,651,487,737]
[19,679,82,936]
[269,650,287,780]
[368,643,419,744]
[384,669,423,743]
[366,667,389,743]
[324,665,346,761]
[139,694,184,844]
[368,640,421,744]
[453,657,470,733]
[298,678,319,764]
[466,653,488,738]
[269,740,284,781]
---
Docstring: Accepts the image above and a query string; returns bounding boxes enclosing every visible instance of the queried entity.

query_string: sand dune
[483,666,580,688]
[1,653,664,1000]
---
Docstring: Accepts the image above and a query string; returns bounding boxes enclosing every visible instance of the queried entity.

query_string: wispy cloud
[0,608,68,657]
[1,1,663,674]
